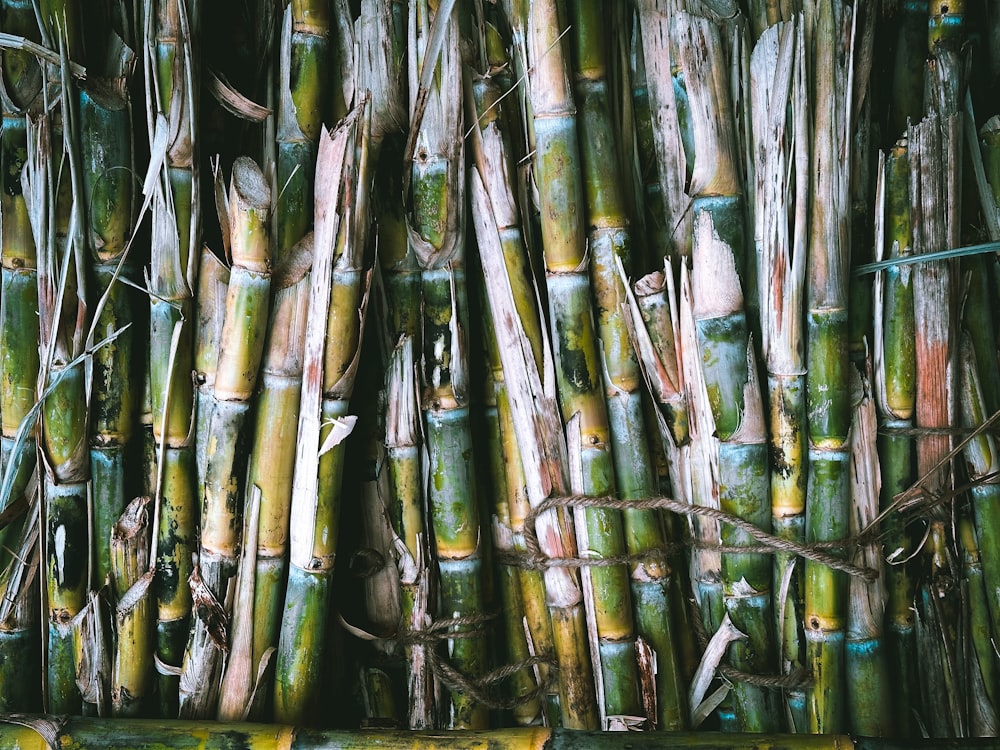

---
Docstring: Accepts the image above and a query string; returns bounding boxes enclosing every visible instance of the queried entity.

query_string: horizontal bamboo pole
[0,718,996,750]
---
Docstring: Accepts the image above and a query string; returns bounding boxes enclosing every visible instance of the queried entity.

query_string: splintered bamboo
[406,0,487,729]
[468,58,597,730]
[179,157,272,719]
[144,0,201,716]
[909,107,963,739]
[569,0,685,729]
[750,17,808,730]
[803,0,854,733]
[384,336,434,729]
[274,104,369,724]
[481,298,544,727]
[244,2,330,704]
[680,10,778,733]
[846,371,891,736]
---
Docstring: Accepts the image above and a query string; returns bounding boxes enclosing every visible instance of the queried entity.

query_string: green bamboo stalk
[468,31,598,728]
[274,103,369,725]
[0,0,41,571]
[144,0,201,716]
[957,511,1000,737]
[81,36,138,589]
[179,157,272,719]
[110,497,155,717]
[570,0,685,729]
[889,1,927,140]
[15,719,1000,750]
[678,11,778,733]
[524,0,646,727]
[23,30,90,712]
[193,242,228,494]
[405,0,488,729]
[467,57,556,728]
[872,141,920,737]
[749,18,809,730]
[803,0,855,733]
[482,298,544,727]
[957,334,1000,724]
[0,479,41,712]
[242,4,331,692]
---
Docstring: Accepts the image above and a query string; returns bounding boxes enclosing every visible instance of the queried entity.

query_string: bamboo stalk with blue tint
[845,371,891,736]
[144,0,201,716]
[750,18,809,729]
[179,157,272,719]
[274,105,368,725]
[570,0,685,728]
[678,10,779,732]
[803,1,855,733]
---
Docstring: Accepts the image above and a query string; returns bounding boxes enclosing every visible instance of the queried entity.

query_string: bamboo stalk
[178,156,272,719]
[872,141,920,737]
[680,10,778,733]
[0,477,41,712]
[81,35,138,590]
[749,17,809,730]
[7,717,1000,750]
[570,0,685,729]
[468,17,598,725]
[110,497,154,717]
[406,0,488,729]
[144,0,201,716]
[803,1,855,733]
[274,103,369,725]
[384,335,434,729]
[0,0,41,571]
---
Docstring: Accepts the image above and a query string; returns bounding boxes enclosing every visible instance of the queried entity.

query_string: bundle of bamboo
[0,0,996,742]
